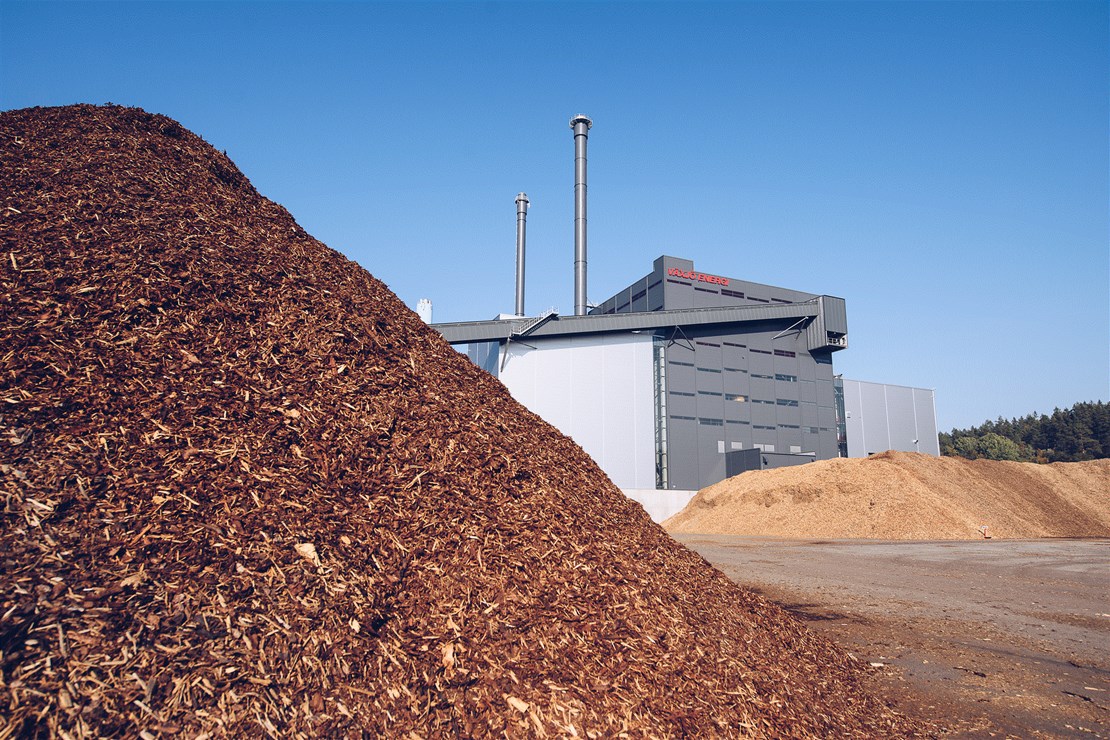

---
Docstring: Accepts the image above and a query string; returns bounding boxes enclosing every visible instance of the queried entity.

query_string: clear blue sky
[2,1,1106,431]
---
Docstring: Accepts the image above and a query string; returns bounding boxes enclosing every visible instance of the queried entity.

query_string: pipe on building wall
[570,114,592,316]
[514,192,529,316]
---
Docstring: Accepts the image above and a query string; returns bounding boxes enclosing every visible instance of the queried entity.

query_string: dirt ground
[675,535,1110,738]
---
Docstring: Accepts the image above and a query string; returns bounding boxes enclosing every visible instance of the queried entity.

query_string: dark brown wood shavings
[0,104,925,737]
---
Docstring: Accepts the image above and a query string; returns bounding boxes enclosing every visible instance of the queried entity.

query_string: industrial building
[429,115,937,519]
[437,255,848,492]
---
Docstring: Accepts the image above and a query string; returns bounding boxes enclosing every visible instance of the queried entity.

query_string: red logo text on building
[667,267,729,287]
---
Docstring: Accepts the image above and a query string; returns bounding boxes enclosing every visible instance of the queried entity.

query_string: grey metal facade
[591,256,845,490]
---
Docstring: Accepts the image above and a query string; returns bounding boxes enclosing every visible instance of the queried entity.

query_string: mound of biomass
[0,104,919,737]
[665,451,1110,540]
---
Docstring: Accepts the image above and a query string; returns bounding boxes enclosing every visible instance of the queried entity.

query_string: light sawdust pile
[664,451,1110,540]
[1,105,923,737]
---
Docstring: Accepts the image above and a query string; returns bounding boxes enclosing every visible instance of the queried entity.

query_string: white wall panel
[499,334,656,488]
[843,379,939,457]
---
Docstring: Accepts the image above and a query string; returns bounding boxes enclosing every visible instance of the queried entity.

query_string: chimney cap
[569,114,593,129]
[515,192,529,204]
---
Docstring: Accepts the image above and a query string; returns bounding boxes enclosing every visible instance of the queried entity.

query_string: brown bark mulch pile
[665,451,1110,540]
[1,104,922,737]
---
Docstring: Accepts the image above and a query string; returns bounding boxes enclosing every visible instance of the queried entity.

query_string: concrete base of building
[622,488,699,524]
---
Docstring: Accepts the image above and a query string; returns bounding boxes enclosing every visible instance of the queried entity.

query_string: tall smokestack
[570,114,592,316]
[514,192,529,316]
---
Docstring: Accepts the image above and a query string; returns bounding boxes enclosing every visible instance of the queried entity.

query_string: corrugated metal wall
[842,379,940,457]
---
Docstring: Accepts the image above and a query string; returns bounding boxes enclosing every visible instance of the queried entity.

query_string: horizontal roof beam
[432,301,822,344]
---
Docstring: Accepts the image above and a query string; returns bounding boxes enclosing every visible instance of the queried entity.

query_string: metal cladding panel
[820,295,848,335]
[497,332,656,489]
[913,388,942,455]
[842,379,940,457]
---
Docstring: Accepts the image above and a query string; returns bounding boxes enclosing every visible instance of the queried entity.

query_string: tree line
[939,401,1109,462]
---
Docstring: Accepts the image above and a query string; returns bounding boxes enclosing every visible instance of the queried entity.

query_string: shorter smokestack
[514,192,529,316]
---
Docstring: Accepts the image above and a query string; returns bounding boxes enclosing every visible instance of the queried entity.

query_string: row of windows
[752,373,773,379]
[673,393,814,409]
[671,417,830,434]
[774,349,797,358]
[724,367,746,373]
[695,340,720,347]
[750,348,772,355]
[775,373,798,382]
[694,287,718,294]
[723,341,746,348]
[696,367,722,374]
[721,288,745,299]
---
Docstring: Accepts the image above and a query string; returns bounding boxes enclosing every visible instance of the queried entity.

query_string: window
[752,399,775,405]
[698,418,724,426]
[781,424,800,429]
[751,373,773,379]
[753,424,775,430]
[695,341,720,347]
[696,367,722,374]
[774,349,796,358]
[776,399,800,407]
[671,391,695,397]
[694,286,718,294]
[726,419,750,425]
[725,393,746,402]
[671,361,694,367]
[631,289,646,302]
[775,374,798,382]
[617,302,630,311]
[750,348,772,355]
[698,390,723,397]
[671,414,696,421]
[772,298,793,304]
[724,367,747,373]
[748,296,769,303]
[721,289,745,299]
[666,278,691,286]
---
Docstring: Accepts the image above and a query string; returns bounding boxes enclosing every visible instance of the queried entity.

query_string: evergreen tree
[943,401,1109,463]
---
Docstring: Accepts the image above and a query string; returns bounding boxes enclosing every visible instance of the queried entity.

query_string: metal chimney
[514,192,529,316]
[570,114,592,316]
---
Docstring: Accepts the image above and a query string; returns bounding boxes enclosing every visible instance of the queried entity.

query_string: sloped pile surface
[1,104,919,737]
[665,451,1110,539]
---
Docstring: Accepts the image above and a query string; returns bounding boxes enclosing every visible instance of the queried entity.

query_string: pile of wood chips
[0,105,921,737]
[665,451,1110,540]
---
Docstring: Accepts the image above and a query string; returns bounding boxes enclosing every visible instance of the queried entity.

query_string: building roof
[433,300,826,344]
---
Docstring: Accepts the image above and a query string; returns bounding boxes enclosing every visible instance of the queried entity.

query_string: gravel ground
[676,535,1110,738]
